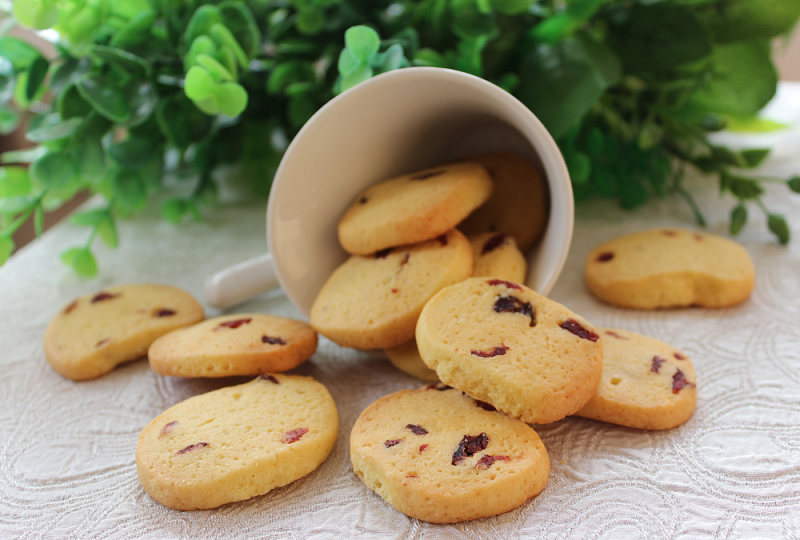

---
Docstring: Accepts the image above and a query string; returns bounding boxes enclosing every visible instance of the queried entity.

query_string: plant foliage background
[1,0,800,275]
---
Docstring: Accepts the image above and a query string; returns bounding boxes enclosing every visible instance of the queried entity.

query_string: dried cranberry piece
[359,197,368,204]
[406,424,428,435]
[694,233,703,241]
[476,455,510,470]
[177,442,209,454]
[674,352,686,360]
[651,355,666,373]
[672,369,695,394]
[410,169,445,180]
[605,330,628,340]
[91,292,119,303]
[406,473,418,479]
[596,252,614,262]
[391,288,399,293]
[426,383,452,391]
[63,300,78,314]
[216,318,252,330]
[419,444,429,453]
[400,253,410,266]
[260,374,279,384]
[375,248,393,259]
[95,338,110,348]
[451,433,489,465]
[494,296,536,327]
[282,427,309,444]
[471,344,510,358]
[160,421,178,437]
[487,279,522,290]
[474,399,496,411]
[384,439,403,448]
[560,319,599,342]
[481,233,507,254]
[436,234,448,246]
[154,308,176,317]
[262,335,286,345]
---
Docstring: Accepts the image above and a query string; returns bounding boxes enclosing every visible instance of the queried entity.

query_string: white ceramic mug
[205,67,574,315]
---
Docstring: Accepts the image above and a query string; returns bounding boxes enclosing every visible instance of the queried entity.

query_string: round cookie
[416,277,603,424]
[136,374,338,510]
[460,152,548,252]
[350,385,550,523]
[311,229,473,350]
[44,284,204,381]
[384,339,439,382]
[337,162,492,255]
[469,232,527,283]
[584,228,755,309]
[575,328,697,430]
[148,314,317,378]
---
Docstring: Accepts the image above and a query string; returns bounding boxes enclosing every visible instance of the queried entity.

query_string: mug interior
[268,67,573,316]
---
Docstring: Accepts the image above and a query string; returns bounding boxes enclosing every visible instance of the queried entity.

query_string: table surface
[2,85,800,539]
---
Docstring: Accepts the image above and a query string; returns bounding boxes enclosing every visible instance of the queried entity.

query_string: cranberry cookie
[469,232,527,283]
[384,339,439,382]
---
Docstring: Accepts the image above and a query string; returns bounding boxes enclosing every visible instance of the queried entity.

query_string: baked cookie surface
[575,328,697,430]
[136,375,338,510]
[460,152,548,252]
[43,284,204,381]
[469,232,527,283]
[384,339,439,382]
[148,314,317,378]
[416,277,603,424]
[350,385,550,523]
[311,229,473,349]
[584,228,755,309]
[337,162,492,255]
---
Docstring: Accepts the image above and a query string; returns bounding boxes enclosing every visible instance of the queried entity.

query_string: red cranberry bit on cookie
[419,444,429,453]
[410,169,445,180]
[471,344,510,358]
[406,473,418,479]
[391,288,399,293]
[160,421,178,437]
[154,308,176,317]
[494,296,536,327]
[216,318,252,330]
[95,338,110,347]
[474,399,496,411]
[426,383,452,391]
[91,292,119,303]
[400,253,410,266]
[177,442,209,454]
[406,424,428,435]
[605,330,628,339]
[481,233,507,255]
[63,300,78,314]
[261,335,286,345]
[282,427,309,444]
[672,369,695,394]
[436,234,448,246]
[596,252,615,262]
[674,352,686,360]
[487,279,522,290]
[651,356,666,373]
[559,319,599,342]
[359,196,368,204]
[384,439,403,448]
[694,233,703,241]
[260,374,279,384]
[476,455,510,470]
[375,247,393,259]
[451,433,489,465]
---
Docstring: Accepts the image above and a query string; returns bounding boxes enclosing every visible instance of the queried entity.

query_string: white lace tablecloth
[2,88,800,539]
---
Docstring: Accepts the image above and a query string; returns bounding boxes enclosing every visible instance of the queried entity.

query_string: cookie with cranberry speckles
[384,339,439,382]
[44,284,204,381]
[575,328,697,429]
[136,374,338,510]
[350,385,550,523]
[416,277,603,424]
[148,314,317,378]
[311,229,473,349]
[338,162,492,255]
[584,228,755,309]
[469,232,527,283]
[460,152,548,252]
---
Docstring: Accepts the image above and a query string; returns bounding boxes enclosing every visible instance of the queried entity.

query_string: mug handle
[204,254,279,309]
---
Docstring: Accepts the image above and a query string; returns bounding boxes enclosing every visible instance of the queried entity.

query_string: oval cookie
[584,228,755,309]
[416,277,603,424]
[469,232,527,283]
[460,152,548,252]
[136,374,338,510]
[337,162,492,255]
[384,339,439,382]
[311,229,473,349]
[575,328,697,430]
[350,385,550,523]
[148,314,317,378]
[43,284,204,381]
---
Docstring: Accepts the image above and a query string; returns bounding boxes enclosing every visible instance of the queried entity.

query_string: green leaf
[161,198,188,223]
[108,136,155,167]
[297,7,325,35]
[215,82,248,117]
[210,23,248,69]
[0,37,43,71]
[31,151,76,191]
[0,195,37,214]
[788,177,800,193]
[340,65,373,92]
[112,168,146,212]
[373,44,405,73]
[0,167,31,197]
[1,146,46,165]
[33,204,43,236]
[57,84,93,119]
[25,115,82,143]
[155,93,213,149]
[49,57,85,96]
[267,61,316,94]
[97,217,118,247]
[219,1,261,58]
[185,66,216,100]
[730,203,747,235]
[69,208,107,227]
[767,214,790,245]
[111,10,156,48]
[695,0,800,43]
[725,115,787,133]
[726,175,764,199]
[689,41,777,116]
[452,0,496,40]
[76,74,130,123]
[185,36,218,70]
[491,0,533,15]
[196,54,235,82]
[338,48,362,75]
[0,236,14,265]
[60,246,97,277]
[345,26,380,62]
[13,0,59,29]
[740,148,770,168]
[185,5,223,45]
[90,45,149,76]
